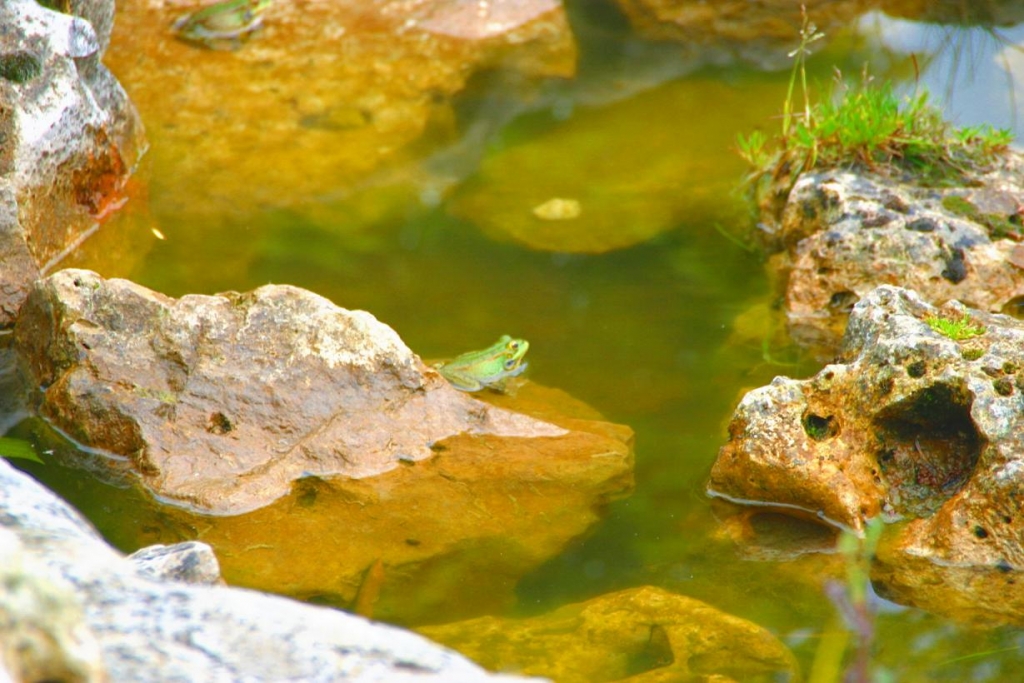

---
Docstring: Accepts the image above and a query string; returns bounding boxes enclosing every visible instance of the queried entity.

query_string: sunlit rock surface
[11,269,594,514]
[419,585,799,682]
[104,0,575,223]
[710,286,1024,575]
[12,269,634,621]
[757,154,1024,354]
[162,381,633,625]
[0,0,144,327]
[0,459,544,683]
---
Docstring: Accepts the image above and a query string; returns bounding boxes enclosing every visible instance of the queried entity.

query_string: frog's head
[500,337,529,371]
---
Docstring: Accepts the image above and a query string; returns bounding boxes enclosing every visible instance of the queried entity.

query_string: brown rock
[418,585,799,682]
[12,269,613,515]
[710,286,1023,573]
[614,0,873,68]
[156,382,634,623]
[873,548,1024,627]
[13,269,635,620]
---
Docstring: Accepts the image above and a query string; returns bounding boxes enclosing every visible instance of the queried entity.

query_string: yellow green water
[6,3,1024,680]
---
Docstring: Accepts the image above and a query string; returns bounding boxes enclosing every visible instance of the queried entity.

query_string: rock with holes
[0,0,144,327]
[756,155,1024,355]
[709,285,1023,570]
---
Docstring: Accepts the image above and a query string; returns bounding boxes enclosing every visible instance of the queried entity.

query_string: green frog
[171,0,272,50]
[434,335,529,392]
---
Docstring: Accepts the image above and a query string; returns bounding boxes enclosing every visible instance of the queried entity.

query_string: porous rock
[13,269,574,515]
[0,458,543,682]
[710,285,1024,572]
[0,0,144,327]
[760,156,1024,353]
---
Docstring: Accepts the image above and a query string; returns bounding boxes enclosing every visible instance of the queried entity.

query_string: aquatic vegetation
[737,8,1014,188]
[925,313,986,341]
[813,518,889,683]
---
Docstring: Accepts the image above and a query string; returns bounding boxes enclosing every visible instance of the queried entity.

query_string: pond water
[6,2,1024,680]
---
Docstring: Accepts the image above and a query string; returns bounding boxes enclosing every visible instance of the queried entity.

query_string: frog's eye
[507,341,519,352]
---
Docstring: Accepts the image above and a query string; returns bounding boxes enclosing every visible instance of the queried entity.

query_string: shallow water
[7,2,1024,680]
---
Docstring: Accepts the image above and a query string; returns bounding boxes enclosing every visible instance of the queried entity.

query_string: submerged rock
[710,286,1024,575]
[0,0,144,327]
[0,458,543,682]
[148,380,634,625]
[448,76,772,253]
[419,585,799,682]
[11,269,597,514]
[127,541,223,586]
[758,155,1024,354]
[613,0,873,69]
[105,0,575,225]
[11,270,634,621]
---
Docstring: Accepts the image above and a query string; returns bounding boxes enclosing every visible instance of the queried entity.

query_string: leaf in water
[0,436,44,464]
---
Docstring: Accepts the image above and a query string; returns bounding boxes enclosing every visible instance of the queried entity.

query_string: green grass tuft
[737,9,1014,191]
[925,313,986,341]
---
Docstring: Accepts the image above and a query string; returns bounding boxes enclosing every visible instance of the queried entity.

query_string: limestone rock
[419,585,799,682]
[0,0,144,327]
[0,527,106,683]
[0,458,543,682]
[873,550,1024,627]
[127,542,223,586]
[13,269,579,515]
[12,269,634,621]
[760,156,1024,353]
[710,285,1024,572]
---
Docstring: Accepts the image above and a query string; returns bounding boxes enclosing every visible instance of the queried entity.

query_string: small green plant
[737,6,1014,191]
[926,313,986,341]
[811,518,889,683]
[960,346,985,361]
